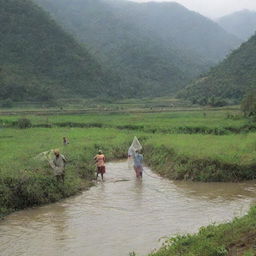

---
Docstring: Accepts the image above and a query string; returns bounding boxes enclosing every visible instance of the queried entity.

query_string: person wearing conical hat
[94,150,106,181]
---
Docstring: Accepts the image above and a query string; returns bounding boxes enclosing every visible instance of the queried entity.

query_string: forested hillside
[0,0,117,103]
[218,10,256,40]
[112,1,241,62]
[34,0,242,97]
[179,34,256,105]
[34,0,213,96]
[0,0,245,103]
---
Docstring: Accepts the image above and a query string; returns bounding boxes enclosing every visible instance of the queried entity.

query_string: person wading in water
[94,150,106,181]
[133,150,143,179]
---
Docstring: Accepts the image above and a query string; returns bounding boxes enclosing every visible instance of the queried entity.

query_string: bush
[241,91,256,117]
[17,118,32,129]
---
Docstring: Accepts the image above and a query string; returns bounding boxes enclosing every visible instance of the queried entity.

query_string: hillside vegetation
[35,0,241,96]
[179,33,256,105]
[0,0,118,103]
[112,1,241,62]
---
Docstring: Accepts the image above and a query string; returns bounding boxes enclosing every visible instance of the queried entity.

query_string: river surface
[1,162,256,256]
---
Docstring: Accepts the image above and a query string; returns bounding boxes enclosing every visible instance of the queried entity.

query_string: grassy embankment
[146,206,256,256]
[145,133,256,182]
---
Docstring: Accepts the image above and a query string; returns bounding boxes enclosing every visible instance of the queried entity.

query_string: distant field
[0,108,252,135]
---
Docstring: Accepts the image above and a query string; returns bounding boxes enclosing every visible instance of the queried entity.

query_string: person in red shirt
[94,150,106,180]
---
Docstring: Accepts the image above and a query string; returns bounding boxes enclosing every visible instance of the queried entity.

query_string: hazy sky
[132,0,256,18]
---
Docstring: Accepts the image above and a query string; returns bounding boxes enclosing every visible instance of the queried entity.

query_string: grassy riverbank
[0,128,131,217]
[144,206,256,256]
[145,133,256,182]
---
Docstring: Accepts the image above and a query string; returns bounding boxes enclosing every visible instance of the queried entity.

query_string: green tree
[241,91,256,117]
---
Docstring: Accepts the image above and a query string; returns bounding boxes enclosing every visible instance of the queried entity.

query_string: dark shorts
[97,166,106,174]
[134,166,143,177]
[134,165,143,171]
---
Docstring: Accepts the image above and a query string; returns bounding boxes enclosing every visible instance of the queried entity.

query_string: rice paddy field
[0,108,254,134]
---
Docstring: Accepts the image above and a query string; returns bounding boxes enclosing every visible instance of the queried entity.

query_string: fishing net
[128,136,142,154]
[35,150,55,162]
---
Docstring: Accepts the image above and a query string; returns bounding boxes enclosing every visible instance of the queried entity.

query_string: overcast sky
[132,0,256,18]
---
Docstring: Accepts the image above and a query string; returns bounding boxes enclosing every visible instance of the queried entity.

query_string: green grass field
[0,108,254,135]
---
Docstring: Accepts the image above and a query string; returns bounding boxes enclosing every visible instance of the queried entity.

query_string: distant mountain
[0,0,118,103]
[179,34,256,105]
[34,0,241,96]
[112,1,242,63]
[217,10,256,41]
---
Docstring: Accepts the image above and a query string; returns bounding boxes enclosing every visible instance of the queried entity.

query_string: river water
[0,162,256,256]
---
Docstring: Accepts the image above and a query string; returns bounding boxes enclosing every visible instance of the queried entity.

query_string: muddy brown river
[0,162,256,256]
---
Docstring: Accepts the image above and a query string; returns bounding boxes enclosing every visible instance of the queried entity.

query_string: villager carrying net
[128,136,142,168]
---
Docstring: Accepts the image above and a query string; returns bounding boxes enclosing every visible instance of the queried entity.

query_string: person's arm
[50,159,56,169]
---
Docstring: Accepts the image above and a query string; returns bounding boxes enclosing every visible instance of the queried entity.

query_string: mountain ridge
[179,33,256,105]
[0,0,119,102]
[34,0,241,95]
[217,9,256,40]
